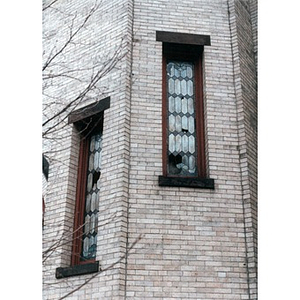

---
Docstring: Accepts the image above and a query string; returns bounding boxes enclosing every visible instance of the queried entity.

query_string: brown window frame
[55,98,110,278]
[156,32,214,189]
[162,43,206,178]
[71,113,103,266]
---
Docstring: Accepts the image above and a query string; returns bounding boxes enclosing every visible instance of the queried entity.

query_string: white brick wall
[43,0,257,299]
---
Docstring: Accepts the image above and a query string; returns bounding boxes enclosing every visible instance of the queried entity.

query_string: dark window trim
[156,31,211,46]
[159,176,214,189]
[68,97,110,124]
[157,32,214,189]
[56,261,99,279]
[56,98,110,276]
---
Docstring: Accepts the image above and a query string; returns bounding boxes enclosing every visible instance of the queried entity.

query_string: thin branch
[57,235,142,300]
[43,0,59,11]
[43,2,99,72]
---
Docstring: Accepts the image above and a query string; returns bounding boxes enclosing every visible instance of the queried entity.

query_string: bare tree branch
[43,2,99,72]
[57,235,142,300]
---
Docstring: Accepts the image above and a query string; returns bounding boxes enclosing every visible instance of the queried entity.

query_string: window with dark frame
[71,113,103,266]
[56,97,110,279]
[156,31,214,189]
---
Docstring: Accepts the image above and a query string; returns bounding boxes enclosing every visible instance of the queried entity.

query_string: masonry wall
[43,0,133,298]
[43,0,257,299]
[125,0,257,299]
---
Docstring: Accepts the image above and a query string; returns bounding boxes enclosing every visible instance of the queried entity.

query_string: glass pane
[169,134,175,153]
[84,215,90,234]
[188,116,195,134]
[169,96,175,113]
[91,191,97,212]
[168,78,174,94]
[90,135,95,152]
[175,135,182,153]
[182,116,188,131]
[182,135,189,153]
[175,115,182,132]
[94,151,100,171]
[169,115,175,132]
[90,214,95,234]
[181,67,187,78]
[182,98,187,114]
[85,194,91,212]
[181,80,187,96]
[87,173,93,192]
[187,98,194,114]
[175,79,181,95]
[187,66,193,78]
[189,136,195,153]
[187,80,193,96]
[88,153,94,172]
[175,96,181,113]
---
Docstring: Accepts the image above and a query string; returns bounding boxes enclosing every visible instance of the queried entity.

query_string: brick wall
[43,0,257,299]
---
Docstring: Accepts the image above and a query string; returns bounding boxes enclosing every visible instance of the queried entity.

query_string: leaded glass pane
[182,115,188,131]
[188,116,195,134]
[175,135,182,153]
[182,135,189,153]
[175,79,180,95]
[167,61,197,176]
[169,134,175,153]
[90,135,95,152]
[87,173,93,192]
[81,131,102,261]
[169,115,175,132]
[168,78,174,94]
[84,215,90,234]
[175,115,182,132]
[181,80,187,96]
[189,136,195,153]
[187,80,193,96]
[169,96,175,113]
[187,98,194,114]
[182,98,188,114]
[175,96,181,113]
[88,153,94,171]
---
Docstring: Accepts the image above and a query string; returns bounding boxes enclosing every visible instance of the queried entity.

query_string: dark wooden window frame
[156,31,214,189]
[55,97,110,278]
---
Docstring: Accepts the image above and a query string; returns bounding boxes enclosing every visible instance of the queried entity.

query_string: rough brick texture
[43,0,257,299]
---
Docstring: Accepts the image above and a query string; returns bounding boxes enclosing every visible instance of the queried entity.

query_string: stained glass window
[81,132,102,261]
[167,61,198,176]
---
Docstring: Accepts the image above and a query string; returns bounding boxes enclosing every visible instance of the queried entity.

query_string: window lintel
[68,97,110,125]
[156,31,211,46]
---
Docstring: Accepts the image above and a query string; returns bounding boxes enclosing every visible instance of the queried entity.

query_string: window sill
[55,261,99,279]
[158,176,214,189]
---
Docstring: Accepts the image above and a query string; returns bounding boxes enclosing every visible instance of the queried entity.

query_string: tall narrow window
[167,60,198,176]
[56,98,110,279]
[156,32,214,189]
[71,114,103,265]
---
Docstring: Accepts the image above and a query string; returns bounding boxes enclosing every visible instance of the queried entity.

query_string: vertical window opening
[71,114,104,265]
[162,43,207,179]
[65,97,111,265]
[80,131,102,261]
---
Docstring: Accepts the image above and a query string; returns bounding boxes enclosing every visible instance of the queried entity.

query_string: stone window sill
[56,261,99,279]
[158,176,214,189]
